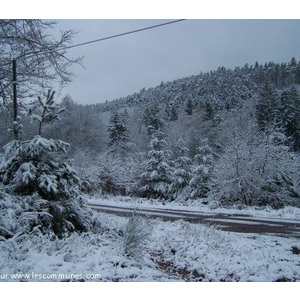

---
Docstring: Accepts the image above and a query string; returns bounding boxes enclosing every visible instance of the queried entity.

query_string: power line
[63,19,186,50]
[0,19,187,67]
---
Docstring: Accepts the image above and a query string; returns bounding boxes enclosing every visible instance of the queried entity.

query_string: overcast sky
[56,19,300,105]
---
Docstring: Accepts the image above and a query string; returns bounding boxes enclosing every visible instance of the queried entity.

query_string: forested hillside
[96,58,300,114]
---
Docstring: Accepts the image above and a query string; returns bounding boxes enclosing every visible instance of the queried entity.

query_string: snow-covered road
[88,203,300,237]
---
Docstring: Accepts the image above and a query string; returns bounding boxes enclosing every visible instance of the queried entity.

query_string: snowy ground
[88,195,300,220]
[1,209,299,282]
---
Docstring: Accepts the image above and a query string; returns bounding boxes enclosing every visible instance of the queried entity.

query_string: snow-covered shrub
[212,105,300,208]
[98,163,122,195]
[0,136,80,200]
[0,190,100,239]
[97,152,143,196]
[80,175,97,194]
[123,213,151,261]
[0,136,101,237]
[0,191,52,239]
[48,195,101,237]
[71,149,99,195]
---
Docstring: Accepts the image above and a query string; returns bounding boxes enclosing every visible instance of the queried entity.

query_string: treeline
[90,90,300,208]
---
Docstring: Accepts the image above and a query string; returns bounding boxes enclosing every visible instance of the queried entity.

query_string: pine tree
[0,136,102,236]
[280,87,300,150]
[295,62,300,84]
[185,98,194,115]
[0,135,95,237]
[189,142,214,199]
[143,104,164,136]
[164,103,171,119]
[97,163,121,195]
[121,108,129,123]
[27,90,65,136]
[0,137,79,199]
[171,138,192,196]
[169,105,178,121]
[289,57,297,70]
[107,111,130,157]
[204,102,215,120]
[256,80,280,130]
[139,129,173,199]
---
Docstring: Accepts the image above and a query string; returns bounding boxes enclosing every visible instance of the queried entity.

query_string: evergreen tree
[139,130,173,199]
[121,108,129,123]
[0,137,79,199]
[27,90,65,136]
[107,111,130,157]
[204,102,215,120]
[185,98,194,115]
[98,163,122,195]
[164,103,171,119]
[169,105,179,121]
[143,104,164,136]
[289,57,297,70]
[189,142,214,199]
[171,138,192,196]
[295,62,300,84]
[0,136,101,237]
[0,92,100,237]
[280,87,300,150]
[256,80,280,130]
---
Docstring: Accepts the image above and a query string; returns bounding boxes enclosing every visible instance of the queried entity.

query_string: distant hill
[93,58,300,114]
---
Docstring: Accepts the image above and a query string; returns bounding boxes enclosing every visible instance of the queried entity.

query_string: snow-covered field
[1,209,299,282]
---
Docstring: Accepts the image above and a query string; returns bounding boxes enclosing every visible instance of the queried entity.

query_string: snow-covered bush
[123,213,151,261]
[0,191,52,239]
[71,149,100,195]
[98,163,122,195]
[212,105,300,208]
[97,153,142,196]
[0,191,100,239]
[49,195,101,237]
[0,136,80,200]
[0,136,101,237]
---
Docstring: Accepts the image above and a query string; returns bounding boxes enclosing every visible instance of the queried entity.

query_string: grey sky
[56,19,300,104]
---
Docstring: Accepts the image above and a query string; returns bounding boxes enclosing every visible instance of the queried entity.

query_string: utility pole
[12,59,18,140]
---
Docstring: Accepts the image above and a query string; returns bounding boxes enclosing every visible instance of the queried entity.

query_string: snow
[1,211,299,282]
[17,162,37,184]
[148,219,300,282]
[38,174,58,193]
[0,212,171,282]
